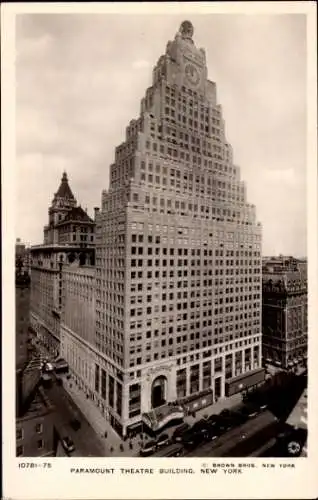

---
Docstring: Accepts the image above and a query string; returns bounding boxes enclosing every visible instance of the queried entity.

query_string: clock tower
[159,20,208,95]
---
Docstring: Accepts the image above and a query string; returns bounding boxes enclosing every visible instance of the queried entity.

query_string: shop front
[225,368,265,397]
[142,403,184,435]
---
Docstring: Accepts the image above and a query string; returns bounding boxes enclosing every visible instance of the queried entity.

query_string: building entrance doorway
[151,376,167,408]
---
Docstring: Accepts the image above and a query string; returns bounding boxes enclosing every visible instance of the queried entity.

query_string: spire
[55,171,75,200]
[179,20,194,40]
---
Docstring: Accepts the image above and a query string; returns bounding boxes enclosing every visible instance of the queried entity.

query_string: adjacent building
[16,382,56,457]
[16,238,31,274]
[262,256,307,370]
[30,172,95,356]
[90,21,263,436]
[16,260,31,370]
[16,246,56,457]
[60,258,97,400]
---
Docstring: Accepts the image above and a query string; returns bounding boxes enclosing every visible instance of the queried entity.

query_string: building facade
[30,172,95,356]
[91,21,263,436]
[16,264,31,370]
[16,238,31,274]
[60,259,97,399]
[16,386,56,457]
[262,257,307,370]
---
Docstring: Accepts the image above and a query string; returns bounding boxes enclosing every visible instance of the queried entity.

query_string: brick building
[30,172,95,356]
[60,259,97,400]
[16,264,31,370]
[16,383,56,457]
[262,256,307,370]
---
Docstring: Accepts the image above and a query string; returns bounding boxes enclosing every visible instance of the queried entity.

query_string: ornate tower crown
[180,20,194,41]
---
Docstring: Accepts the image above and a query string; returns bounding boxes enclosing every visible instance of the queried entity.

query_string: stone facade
[30,172,95,357]
[262,257,307,370]
[92,21,263,436]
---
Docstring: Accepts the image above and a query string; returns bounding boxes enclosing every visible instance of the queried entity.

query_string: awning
[225,368,265,397]
[226,367,265,385]
[142,404,184,433]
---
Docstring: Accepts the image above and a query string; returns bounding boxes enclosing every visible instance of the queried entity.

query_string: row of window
[16,423,43,440]
[16,440,45,456]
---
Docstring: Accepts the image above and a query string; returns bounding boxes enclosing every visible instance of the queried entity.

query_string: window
[16,445,24,456]
[35,423,43,434]
[37,439,44,450]
[16,428,23,440]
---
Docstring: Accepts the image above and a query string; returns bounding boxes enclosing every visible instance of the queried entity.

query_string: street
[47,379,107,457]
[32,339,107,457]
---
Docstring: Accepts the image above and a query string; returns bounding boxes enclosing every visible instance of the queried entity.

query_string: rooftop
[54,171,75,200]
[56,205,94,225]
[19,386,54,421]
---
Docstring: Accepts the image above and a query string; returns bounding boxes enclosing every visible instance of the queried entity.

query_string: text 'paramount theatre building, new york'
[87,21,264,437]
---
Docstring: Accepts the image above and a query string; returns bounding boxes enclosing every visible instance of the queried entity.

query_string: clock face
[185,63,200,87]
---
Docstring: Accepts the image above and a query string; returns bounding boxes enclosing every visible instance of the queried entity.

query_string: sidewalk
[62,376,242,456]
[62,376,141,457]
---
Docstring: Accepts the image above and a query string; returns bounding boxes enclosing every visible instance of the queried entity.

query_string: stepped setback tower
[65,21,263,437]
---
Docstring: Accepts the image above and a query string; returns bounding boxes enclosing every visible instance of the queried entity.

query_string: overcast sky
[16,13,307,256]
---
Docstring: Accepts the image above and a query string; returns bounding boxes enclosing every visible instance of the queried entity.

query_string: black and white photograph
[2,2,318,499]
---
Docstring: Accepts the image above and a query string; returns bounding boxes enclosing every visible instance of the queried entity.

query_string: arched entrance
[151,375,167,408]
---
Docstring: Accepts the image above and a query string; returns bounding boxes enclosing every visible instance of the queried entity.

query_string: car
[154,443,184,457]
[182,420,211,448]
[219,409,231,418]
[157,433,170,448]
[181,431,203,448]
[70,418,81,431]
[172,422,190,442]
[227,409,249,426]
[241,404,260,418]
[206,415,225,432]
[207,414,220,423]
[256,402,268,411]
[209,414,233,432]
[43,362,54,373]
[139,439,157,457]
[61,436,75,453]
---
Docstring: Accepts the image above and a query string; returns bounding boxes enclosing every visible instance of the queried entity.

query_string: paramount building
[92,21,263,436]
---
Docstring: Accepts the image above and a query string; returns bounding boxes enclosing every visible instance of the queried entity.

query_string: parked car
[139,439,157,457]
[153,443,184,457]
[54,358,69,374]
[181,431,202,449]
[240,404,260,419]
[157,433,170,448]
[41,373,53,388]
[70,418,81,431]
[172,423,190,442]
[182,420,211,448]
[255,402,268,411]
[43,362,54,373]
[61,436,75,453]
[208,414,232,433]
[229,407,250,425]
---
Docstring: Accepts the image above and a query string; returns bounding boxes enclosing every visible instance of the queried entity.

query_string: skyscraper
[86,20,263,437]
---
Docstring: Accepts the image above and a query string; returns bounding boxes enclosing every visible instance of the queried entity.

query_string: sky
[15,13,307,256]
